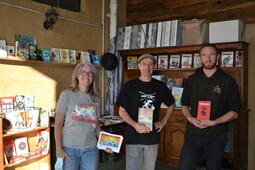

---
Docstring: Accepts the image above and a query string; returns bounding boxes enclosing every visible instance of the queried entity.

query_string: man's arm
[181,105,205,128]
[119,106,150,133]
[155,104,174,132]
[200,111,238,128]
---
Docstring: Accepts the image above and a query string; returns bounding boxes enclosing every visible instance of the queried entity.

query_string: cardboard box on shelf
[209,20,244,43]
[181,19,209,45]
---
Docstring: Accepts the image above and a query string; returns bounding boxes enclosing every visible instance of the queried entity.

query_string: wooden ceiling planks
[127,0,255,25]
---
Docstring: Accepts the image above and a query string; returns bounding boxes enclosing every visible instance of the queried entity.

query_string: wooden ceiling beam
[127,0,255,25]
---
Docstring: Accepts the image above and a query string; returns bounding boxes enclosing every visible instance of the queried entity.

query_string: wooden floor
[98,155,177,170]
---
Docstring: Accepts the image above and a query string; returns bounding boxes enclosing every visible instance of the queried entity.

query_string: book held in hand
[197,101,211,120]
[138,108,153,131]
[97,131,123,153]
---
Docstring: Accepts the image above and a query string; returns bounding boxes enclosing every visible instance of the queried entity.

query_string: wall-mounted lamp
[43,8,59,30]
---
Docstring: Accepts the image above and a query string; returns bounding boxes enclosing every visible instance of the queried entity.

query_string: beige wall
[244,23,255,170]
[0,0,103,52]
[0,0,104,111]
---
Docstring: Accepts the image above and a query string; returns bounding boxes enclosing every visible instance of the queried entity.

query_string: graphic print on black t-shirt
[139,91,156,110]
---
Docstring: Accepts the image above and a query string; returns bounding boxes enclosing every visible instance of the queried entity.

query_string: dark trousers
[179,133,227,170]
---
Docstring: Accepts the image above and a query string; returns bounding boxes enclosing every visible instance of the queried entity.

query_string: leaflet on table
[97,131,123,153]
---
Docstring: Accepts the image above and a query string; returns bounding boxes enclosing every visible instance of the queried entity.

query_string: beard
[202,61,217,70]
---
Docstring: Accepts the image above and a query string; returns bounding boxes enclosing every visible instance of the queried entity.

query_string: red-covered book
[197,101,211,120]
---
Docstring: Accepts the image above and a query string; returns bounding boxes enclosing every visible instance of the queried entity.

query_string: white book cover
[116,27,125,50]
[40,110,49,127]
[181,54,192,68]
[193,53,202,68]
[7,45,16,58]
[138,108,153,131]
[162,21,171,47]
[156,22,163,47]
[69,49,76,64]
[51,48,61,63]
[146,23,153,48]
[15,137,29,156]
[24,95,34,111]
[26,109,40,128]
[80,51,91,64]
[131,25,139,49]
[97,131,123,153]
[221,51,234,67]
[161,22,166,47]
[138,24,147,48]
[151,23,158,48]
[170,20,178,46]
[169,55,180,68]
[158,55,168,68]
[123,26,132,49]
[0,40,7,58]
[139,24,147,48]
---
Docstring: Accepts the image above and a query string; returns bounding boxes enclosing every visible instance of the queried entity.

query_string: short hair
[70,63,100,102]
[199,43,218,55]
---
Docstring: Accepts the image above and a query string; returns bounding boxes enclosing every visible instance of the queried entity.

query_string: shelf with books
[3,126,49,138]
[0,57,76,67]
[0,57,103,70]
[3,152,49,168]
[119,41,248,169]
[0,116,51,169]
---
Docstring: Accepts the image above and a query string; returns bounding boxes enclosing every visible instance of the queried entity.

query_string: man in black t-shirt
[118,53,175,170]
[179,44,241,170]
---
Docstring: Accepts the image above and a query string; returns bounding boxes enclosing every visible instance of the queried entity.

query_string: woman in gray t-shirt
[54,63,102,170]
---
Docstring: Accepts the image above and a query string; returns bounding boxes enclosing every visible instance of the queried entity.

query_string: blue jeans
[63,145,99,170]
[179,133,227,170]
[126,144,159,170]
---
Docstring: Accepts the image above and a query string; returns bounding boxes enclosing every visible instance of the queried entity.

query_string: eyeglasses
[79,71,94,77]
[200,53,217,58]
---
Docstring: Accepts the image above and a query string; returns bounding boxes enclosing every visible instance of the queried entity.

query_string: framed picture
[157,55,168,68]
[235,50,243,67]
[221,51,234,67]
[181,54,192,68]
[169,54,180,68]
[193,53,202,68]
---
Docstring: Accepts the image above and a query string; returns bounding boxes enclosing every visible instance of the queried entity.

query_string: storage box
[209,20,244,43]
[181,20,209,45]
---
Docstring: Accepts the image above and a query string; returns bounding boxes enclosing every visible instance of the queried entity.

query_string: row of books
[0,36,101,65]
[3,131,49,165]
[0,95,35,113]
[117,20,182,50]
[4,109,49,132]
[127,50,243,69]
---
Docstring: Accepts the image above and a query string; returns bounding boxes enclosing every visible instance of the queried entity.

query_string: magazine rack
[119,41,248,169]
[0,117,51,169]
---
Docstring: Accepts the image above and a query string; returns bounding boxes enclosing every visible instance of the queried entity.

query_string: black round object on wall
[101,53,118,70]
